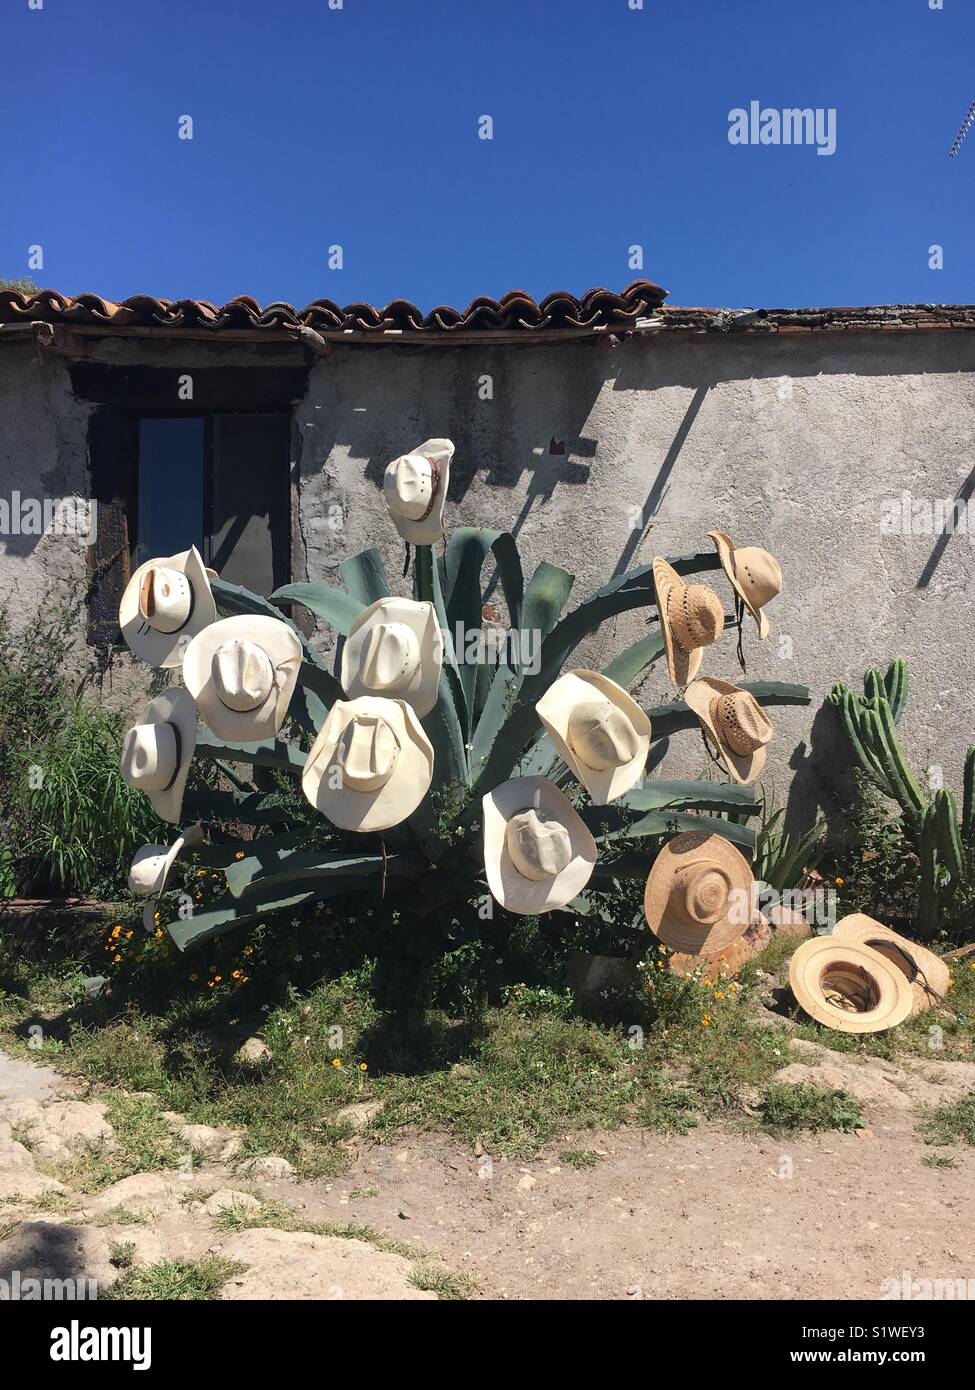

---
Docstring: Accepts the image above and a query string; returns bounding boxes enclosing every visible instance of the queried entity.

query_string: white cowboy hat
[482,775,597,916]
[831,914,950,1016]
[789,935,913,1034]
[120,687,197,824]
[301,696,434,832]
[535,669,652,804]
[341,597,443,718]
[182,615,302,742]
[652,557,725,687]
[685,677,774,785]
[383,438,453,545]
[119,546,217,668]
[128,824,204,932]
[707,531,782,639]
[643,830,754,954]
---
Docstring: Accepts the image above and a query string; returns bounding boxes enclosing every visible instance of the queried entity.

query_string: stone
[196,1188,262,1218]
[237,1155,295,1181]
[217,1228,435,1300]
[236,1037,270,1065]
[0,1168,66,1202]
[0,1219,116,1291]
[516,1173,536,1192]
[0,1099,117,1162]
[768,905,813,940]
[566,952,639,1005]
[335,1101,383,1132]
[178,1123,233,1160]
[87,1170,191,1216]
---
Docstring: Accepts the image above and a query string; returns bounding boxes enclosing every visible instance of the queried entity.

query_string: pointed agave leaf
[226,846,422,898]
[167,879,357,952]
[521,561,574,646]
[443,528,524,711]
[271,582,365,637]
[646,681,812,741]
[194,729,307,772]
[339,547,392,606]
[180,790,299,827]
[615,811,757,855]
[618,780,760,817]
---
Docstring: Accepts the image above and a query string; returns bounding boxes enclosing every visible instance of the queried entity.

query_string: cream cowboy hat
[685,677,774,785]
[182,615,302,742]
[643,830,754,955]
[341,597,443,719]
[302,696,434,832]
[535,670,652,805]
[120,687,197,825]
[707,531,782,640]
[832,915,949,1016]
[789,934,913,1034]
[119,546,217,668]
[652,557,725,687]
[482,776,597,916]
[383,438,454,545]
[128,824,204,932]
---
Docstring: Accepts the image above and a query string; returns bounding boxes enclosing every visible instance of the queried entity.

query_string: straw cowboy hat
[120,687,197,824]
[119,545,217,668]
[685,677,774,785]
[789,934,913,1034]
[383,438,454,545]
[644,830,754,955]
[668,910,771,980]
[707,531,782,639]
[128,824,204,932]
[482,775,597,916]
[341,597,443,719]
[832,914,949,1016]
[536,670,652,804]
[302,696,434,832]
[652,557,725,687]
[182,615,302,742]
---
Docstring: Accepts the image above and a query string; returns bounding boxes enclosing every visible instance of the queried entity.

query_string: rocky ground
[1,1040,972,1301]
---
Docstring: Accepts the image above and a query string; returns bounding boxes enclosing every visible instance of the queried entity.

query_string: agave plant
[128,503,809,956]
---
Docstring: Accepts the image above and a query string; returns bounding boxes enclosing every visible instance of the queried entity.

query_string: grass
[919,1094,975,1147]
[559,1148,600,1171]
[922,1154,958,1170]
[102,1256,245,1301]
[755,1082,865,1134]
[38,1095,184,1194]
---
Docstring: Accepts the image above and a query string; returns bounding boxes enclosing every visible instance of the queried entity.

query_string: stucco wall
[3,328,974,829]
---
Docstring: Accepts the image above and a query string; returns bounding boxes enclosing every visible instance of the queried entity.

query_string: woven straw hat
[119,546,217,669]
[128,824,204,932]
[535,669,651,804]
[482,776,597,916]
[789,935,914,1033]
[707,531,781,640]
[643,831,754,955]
[341,597,443,718]
[183,615,302,742]
[383,439,453,545]
[119,687,197,825]
[652,557,725,687]
[685,677,774,785]
[832,914,949,1016]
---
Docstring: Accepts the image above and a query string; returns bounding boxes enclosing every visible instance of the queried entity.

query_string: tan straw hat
[341,597,443,718]
[128,824,204,932]
[183,615,302,742]
[685,677,774,785]
[652,557,725,687]
[643,830,754,954]
[535,669,651,805]
[120,687,198,825]
[482,776,597,916]
[707,531,781,640]
[383,438,454,545]
[119,545,217,668]
[832,914,949,1016]
[789,935,914,1034]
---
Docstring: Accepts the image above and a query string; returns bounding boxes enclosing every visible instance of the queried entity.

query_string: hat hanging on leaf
[119,546,217,668]
[120,687,197,825]
[652,557,725,687]
[383,439,454,545]
[707,531,782,639]
[182,615,302,742]
[831,914,949,1016]
[482,775,597,916]
[788,934,913,1034]
[536,670,651,804]
[685,676,774,785]
[301,696,434,832]
[643,830,754,955]
[128,824,204,932]
[341,597,443,718]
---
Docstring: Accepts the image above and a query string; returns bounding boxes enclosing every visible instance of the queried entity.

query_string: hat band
[416,457,442,522]
[160,724,183,791]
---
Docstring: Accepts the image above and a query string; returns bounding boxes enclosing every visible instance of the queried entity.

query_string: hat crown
[671,861,733,928]
[669,583,725,654]
[211,639,273,712]
[505,808,573,882]
[140,566,192,634]
[127,844,169,894]
[712,690,774,756]
[121,723,178,791]
[336,714,401,791]
[384,454,434,520]
[360,622,420,693]
[731,547,782,607]
[567,699,640,771]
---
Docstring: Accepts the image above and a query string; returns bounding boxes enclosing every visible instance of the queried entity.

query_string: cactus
[962,747,975,847]
[918,804,942,940]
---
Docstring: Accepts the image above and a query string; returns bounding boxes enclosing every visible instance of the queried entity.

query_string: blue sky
[1,0,973,310]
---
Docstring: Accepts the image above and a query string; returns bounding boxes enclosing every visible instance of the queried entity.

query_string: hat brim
[302,697,434,832]
[536,670,651,804]
[132,824,204,932]
[183,615,302,742]
[341,598,443,718]
[120,546,217,668]
[707,531,770,640]
[482,776,597,916]
[832,914,949,1016]
[789,935,914,1034]
[652,558,704,687]
[644,830,754,954]
[684,677,769,786]
[388,439,453,545]
[128,688,198,825]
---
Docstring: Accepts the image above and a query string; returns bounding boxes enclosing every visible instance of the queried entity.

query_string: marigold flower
[235,851,245,860]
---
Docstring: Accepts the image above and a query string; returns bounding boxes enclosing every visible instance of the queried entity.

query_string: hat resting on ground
[644,830,754,955]
[383,438,454,545]
[652,557,725,687]
[128,824,204,932]
[120,687,198,824]
[789,934,914,1034]
[535,669,652,804]
[482,775,597,916]
[119,546,217,668]
[685,677,774,785]
[832,914,949,1016]
[341,597,443,718]
[707,531,782,640]
[182,615,303,742]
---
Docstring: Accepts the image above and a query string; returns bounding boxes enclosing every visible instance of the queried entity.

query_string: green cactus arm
[934,789,965,883]
[963,748,975,847]
[874,696,927,818]
[884,658,909,724]
[917,806,942,940]
[836,692,896,799]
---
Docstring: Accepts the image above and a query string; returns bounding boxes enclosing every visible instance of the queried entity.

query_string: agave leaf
[270,582,365,637]
[167,878,357,952]
[613,810,756,854]
[520,561,574,647]
[601,631,665,689]
[194,729,307,772]
[339,547,392,606]
[646,681,811,741]
[444,529,524,712]
[226,846,422,898]
[180,791,298,827]
[619,780,760,817]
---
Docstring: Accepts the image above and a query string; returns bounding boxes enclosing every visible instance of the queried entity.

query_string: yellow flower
[189,973,198,982]
[235,851,245,860]
[125,930,133,939]
[715,990,725,1000]
[207,981,215,989]
[111,927,121,939]
[359,1063,368,1072]
[244,946,253,955]
[332,1058,342,1068]
[214,975,222,983]
[155,929,163,939]
[196,869,206,878]
[701,1015,711,1027]
[113,953,122,963]
[232,970,241,980]
[835,876,845,885]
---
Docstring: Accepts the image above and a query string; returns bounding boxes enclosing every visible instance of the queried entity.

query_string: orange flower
[235,851,245,860]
